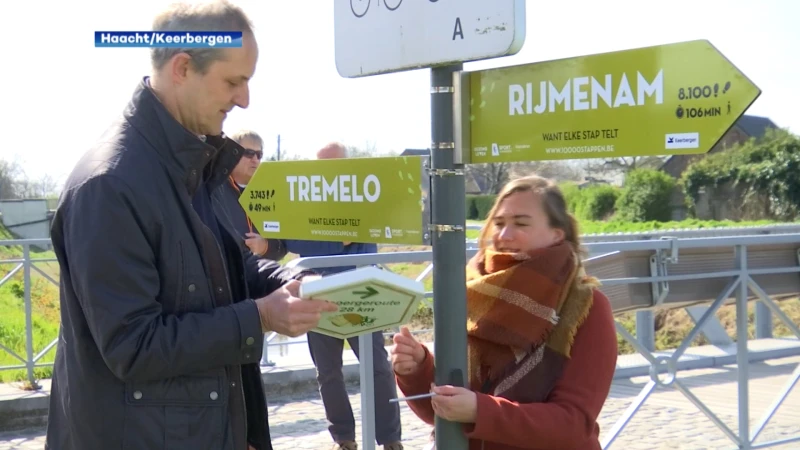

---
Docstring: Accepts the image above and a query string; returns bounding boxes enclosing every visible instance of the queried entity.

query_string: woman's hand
[391,326,426,375]
[431,385,478,423]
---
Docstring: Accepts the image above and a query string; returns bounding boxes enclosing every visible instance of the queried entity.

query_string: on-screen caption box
[94,31,243,48]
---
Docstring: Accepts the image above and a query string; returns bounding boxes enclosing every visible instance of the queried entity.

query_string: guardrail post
[754,302,773,339]
[22,244,39,389]
[635,311,655,352]
[350,264,377,450]
[735,244,751,449]
[260,333,275,367]
[358,332,376,450]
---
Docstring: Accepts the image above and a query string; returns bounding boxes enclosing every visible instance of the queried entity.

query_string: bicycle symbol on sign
[350,0,403,18]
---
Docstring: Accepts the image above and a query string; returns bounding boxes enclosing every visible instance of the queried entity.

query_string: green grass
[466,218,791,239]
[0,229,60,384]
[577,219,786,235]
[0,278,59,383]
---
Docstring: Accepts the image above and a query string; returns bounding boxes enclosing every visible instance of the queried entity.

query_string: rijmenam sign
[463,40,761,164]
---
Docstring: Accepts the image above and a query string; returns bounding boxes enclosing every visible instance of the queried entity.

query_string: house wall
[662,125,753,220]
[693,182,771,221]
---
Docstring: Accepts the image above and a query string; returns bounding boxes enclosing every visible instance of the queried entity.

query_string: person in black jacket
[44,2,337,450]
[218,129,286,261]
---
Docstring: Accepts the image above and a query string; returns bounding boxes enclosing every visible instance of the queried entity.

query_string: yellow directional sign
[241,156,431,245]
[464,40,762,164]
[299,267,424,339]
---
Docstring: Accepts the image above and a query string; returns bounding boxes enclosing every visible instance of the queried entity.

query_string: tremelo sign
[241,156,431,245]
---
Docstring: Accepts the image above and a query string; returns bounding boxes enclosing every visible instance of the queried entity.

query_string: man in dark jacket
[283,143,404,450]
[217,129,286,261]
[44,2,336,450]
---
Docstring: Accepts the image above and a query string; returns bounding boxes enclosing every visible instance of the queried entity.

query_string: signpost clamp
[427,168,464,178]
[428,223,465,235]
[431,86,455,94]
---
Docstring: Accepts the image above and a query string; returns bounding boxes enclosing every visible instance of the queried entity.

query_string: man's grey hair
[151,0,254,74]
[229,130,264,149]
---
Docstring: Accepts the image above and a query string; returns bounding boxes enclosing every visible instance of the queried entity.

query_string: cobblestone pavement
[2,382,798,450]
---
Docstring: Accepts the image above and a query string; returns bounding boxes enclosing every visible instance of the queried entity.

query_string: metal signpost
[333,1,527,449]
[460,39,762,164]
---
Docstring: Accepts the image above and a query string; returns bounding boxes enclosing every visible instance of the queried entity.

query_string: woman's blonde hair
[478,175,583,255]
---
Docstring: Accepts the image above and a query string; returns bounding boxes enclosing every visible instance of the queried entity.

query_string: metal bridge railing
[1,233,800,449]
[285,233,800,450]
[0,239,59,389]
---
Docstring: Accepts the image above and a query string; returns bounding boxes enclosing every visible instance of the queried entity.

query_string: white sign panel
[334,0,526,78]
[299,267,424,339]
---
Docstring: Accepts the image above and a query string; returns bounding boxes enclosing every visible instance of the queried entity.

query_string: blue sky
[1,0,797,184]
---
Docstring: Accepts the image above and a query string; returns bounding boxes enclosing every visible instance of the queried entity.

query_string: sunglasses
[243,149,263,160]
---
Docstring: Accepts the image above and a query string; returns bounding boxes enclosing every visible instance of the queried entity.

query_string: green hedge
[467,183,622,221]
[615,169,676,222]
[466,195,497,220]
[574,184,620,221]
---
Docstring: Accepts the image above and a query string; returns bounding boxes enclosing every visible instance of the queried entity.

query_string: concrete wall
[0,199,52,249]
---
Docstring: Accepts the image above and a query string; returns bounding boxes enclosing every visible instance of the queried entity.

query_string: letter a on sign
[453,17,464,40]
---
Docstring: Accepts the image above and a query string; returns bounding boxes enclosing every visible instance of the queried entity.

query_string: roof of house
[735,115,779,138]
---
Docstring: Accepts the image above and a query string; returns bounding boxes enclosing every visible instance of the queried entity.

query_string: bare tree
[34,174,61,198]
[465,160,587,195]
[266,140,398,162]
[466,163,510,195]
[583,156,666,176]
[10,173,61,199]
[346,141,399,158]
[0,159,23,199]
[268,150,304,161]
[0,160,63,200]
[510,161,584,181]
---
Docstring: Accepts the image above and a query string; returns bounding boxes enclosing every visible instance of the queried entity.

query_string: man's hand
[245,232,268,256]
[255,280,338,337]
[343,241,352,246]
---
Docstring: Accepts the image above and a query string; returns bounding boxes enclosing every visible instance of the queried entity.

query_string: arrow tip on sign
[698,39,762,96]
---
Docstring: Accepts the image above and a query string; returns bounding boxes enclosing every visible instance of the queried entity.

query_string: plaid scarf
[465,241,598,397]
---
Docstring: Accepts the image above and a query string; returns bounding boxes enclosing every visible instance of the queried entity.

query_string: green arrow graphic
[352,286,378,299]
